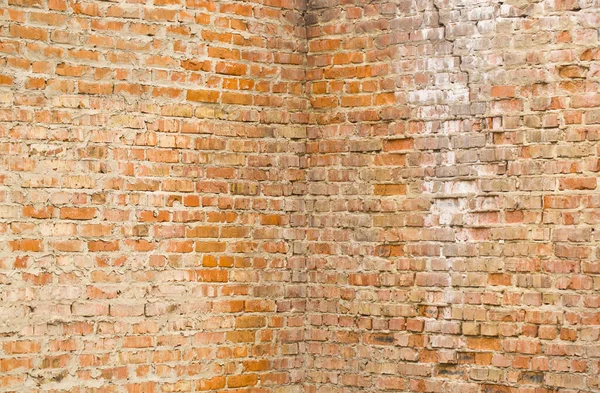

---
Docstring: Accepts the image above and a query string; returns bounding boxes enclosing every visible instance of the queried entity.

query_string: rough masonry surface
[1,0,600,392]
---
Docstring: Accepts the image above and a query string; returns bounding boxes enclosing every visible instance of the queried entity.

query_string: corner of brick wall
[2,0,600,392]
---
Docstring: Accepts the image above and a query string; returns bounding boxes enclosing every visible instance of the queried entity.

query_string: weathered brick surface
[0,0,307,391]
[304,0,600,392]
[2,0,600,391]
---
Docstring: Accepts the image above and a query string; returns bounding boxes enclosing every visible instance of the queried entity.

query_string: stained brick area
[304,0,600,391]
[1,0,600,392]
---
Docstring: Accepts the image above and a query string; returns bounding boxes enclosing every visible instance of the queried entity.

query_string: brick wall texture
[1,0,600,391]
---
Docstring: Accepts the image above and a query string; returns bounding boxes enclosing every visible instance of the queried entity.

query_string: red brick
[559,177,597,190]
[383,139,414,151]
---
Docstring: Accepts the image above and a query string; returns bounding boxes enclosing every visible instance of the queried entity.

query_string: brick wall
[304,0,600,392]
[2,0,600,392]
[0,0,307,391]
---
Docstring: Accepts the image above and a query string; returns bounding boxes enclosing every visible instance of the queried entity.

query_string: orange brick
[186,89,219,103]
[0,75,14,85]
[374,184,406,195]
[123,336,152,348]
[3,341,41,354]
[195,241,226,252]
[222,92,252,105]
[208,47,241,60]
[216,61,247,76]
[198,376,226,391]
[227,373,258,388]
[126,382,156,393]
[491,85,516,98]
[10,25,47,40]
[9,239,42,252]
[87,240,119,252]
